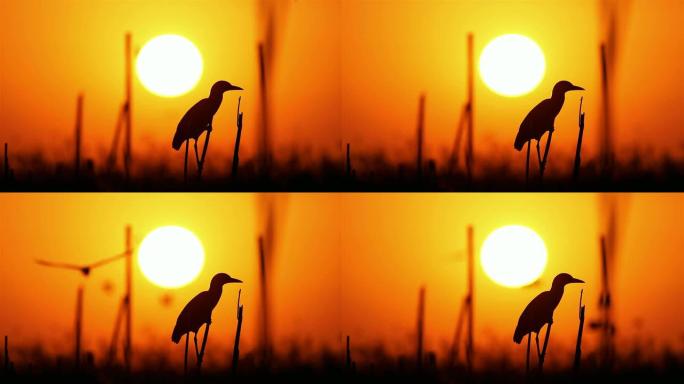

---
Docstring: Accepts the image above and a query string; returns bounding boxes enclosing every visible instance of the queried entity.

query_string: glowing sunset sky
[0,1,682,177]
[1,193,682,368]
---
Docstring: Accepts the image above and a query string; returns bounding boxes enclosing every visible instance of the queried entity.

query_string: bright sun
[480,225,547,288]
[136,34,203,97]
[479,34,546,97]
[138,226,205,288]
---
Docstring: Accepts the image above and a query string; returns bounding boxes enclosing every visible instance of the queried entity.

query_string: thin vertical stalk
[232,289,243,375]
[74,94,83,180]
[416,285,425,371]
[574,289,586,373]
[573,97,586,182]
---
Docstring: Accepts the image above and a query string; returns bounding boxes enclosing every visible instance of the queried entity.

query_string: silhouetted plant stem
[258,236,270,366]
[346,143,351,178]
[74,94,83,180]
[124,33,132,185]
[466,225,474,372]
[257,43,271,177]
[466,33,474,184]
[232,289,243,375]
[574,289,586,373]
[124,225,133,373]
[3,143,8,182]
[538,323,552,372]
[573,97,586,183]
[4,335,8,372]
[448,296,467,368]
[75,285,84,370]
[232,97,244,182]
[416,285,425,372]
[539,131,554,182]
[416,94,425,183]
[346,335,351,371]
[448,103,467,175]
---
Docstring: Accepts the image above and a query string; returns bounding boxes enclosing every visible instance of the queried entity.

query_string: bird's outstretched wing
[172,290,212,343]
[35,259,84,271]
[513,291,552,343]
[514,99,555,150]
[89,253,126,269]
[173,99,213,150]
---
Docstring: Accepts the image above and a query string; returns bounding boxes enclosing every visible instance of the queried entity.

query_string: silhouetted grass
[1,145,682,191]
[3,338,682,383]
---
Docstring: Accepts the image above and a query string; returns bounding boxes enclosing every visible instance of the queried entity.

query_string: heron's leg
[194,140,201,167]
[526,333,531,376]
[536,140,542,167]
[198,126,212,179]
[539,322,553,371]
[535,332,541,360]
[184,333,189,376]
[184,140,189,185]
[198,322,211,369]
[525,141,531,186]
[194,332,200,359]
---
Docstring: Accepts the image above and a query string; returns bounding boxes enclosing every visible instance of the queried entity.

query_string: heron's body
[172,80,242,150]
[515,97,564,151]
[172,289,221,343]
[514,81,584,151]
[513,287,563,343]
[173,97,222,150]
[513,273,584,344]
[171,273,241,343]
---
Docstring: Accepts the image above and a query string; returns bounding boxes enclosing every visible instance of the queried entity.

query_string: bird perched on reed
[172,272,242,374]
[514,273,584,372]
[173,80,242,182]
[514,81,584,182]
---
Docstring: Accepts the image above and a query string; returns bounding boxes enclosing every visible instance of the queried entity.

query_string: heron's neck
[208,92,224,105]
[551,91,565,104]
[549,284,565,301]
[208,284,223,296]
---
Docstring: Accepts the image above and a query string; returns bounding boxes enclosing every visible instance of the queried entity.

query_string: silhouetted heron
[172,273,242,374]
[514,273,584,373]
[173,81,242,182]
[514,81,584,182]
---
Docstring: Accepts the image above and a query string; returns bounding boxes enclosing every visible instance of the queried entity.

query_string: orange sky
[1,193,682,369]
[0,1,682,176]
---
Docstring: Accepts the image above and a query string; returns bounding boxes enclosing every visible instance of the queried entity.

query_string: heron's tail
[513,328,524,344]
[171,324,182,344]
[172,129,183,151]
[514,132,525,151]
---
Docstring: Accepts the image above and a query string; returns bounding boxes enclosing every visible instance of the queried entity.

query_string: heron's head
[552,80,584,97]
[210,80,243,97]
[209,272,242,291]
[551,273,584,290]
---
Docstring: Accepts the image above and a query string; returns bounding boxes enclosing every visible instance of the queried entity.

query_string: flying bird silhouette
[172,273,242,374]
[514,273,584,372]
[173,81,242,181]
[36,253,126,276]
[514,81,584,181]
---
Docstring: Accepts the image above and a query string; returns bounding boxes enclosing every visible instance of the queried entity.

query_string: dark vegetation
[2,338,682,383]
[1,143,681,191]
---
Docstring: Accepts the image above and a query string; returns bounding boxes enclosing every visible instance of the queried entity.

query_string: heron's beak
[229,85,243,91]
[228,277,243,284]
[569,277,584,284]
[569,85,584,91]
